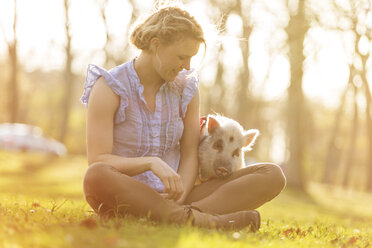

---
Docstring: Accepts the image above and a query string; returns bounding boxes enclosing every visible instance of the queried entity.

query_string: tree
[203,0,254,124]
[99,0,139,68]
[209,7,230,114]
[285,0,308,191]
[235,0,254,127]
[342,81,359,187]
[317,0,372,190]
[59,0,74,142]
[322,76,351,184]
[364,60,372,191]
[0,0,19,123]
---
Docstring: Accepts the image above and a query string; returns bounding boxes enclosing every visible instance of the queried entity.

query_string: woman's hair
[130,6,206,51]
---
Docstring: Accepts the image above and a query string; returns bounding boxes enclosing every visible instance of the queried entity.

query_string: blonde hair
[130,6,206,51]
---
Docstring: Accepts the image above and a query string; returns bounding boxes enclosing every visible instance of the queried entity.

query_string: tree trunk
[121,0,140,64]
[342,83,359,187]
[210,10,229,114]
[100,0,112,68]
[351,30,371,191]
[364,74,372,191]
[322,76,352,184]
[8,43,18,123]
[7,0,18,123]
[213,45,225,114]
[235,0,253,127]
[360,42,372,191]
[59,0,74,143]
[285,0,308,191]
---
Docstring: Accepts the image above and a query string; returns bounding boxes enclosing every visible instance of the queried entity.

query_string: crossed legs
[83,162,187,221]
[184,163,286,214]
[83,162,286,219]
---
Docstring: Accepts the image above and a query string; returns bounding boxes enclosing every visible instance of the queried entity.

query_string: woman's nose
[183,59,191,70]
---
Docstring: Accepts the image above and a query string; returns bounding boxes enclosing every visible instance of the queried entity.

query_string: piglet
[198,115,259,182]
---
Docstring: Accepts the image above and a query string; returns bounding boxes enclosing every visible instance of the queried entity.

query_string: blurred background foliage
[0,0,371,193]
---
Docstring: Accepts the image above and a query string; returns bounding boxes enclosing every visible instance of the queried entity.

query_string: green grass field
[0,151,371,248]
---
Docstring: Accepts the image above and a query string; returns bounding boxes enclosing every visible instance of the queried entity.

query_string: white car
[0,123,67,156]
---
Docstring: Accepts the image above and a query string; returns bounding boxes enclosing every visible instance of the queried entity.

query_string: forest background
[1,0,372,194]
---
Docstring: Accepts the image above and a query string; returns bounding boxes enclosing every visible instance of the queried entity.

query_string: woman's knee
[83,162,112,194]
[263,163,286,192]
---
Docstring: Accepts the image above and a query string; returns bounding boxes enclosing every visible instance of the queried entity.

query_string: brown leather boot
[188,206,261,231]
[161,201,260,231]
[167,205,260,231]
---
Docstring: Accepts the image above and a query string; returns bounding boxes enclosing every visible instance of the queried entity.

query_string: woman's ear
[149,37,160,53]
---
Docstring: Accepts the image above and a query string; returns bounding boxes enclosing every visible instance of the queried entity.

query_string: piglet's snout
[215,167,230,178]
[214,161,232,178]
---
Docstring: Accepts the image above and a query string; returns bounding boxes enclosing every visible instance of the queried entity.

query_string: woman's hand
[159,192,187,205]
[150,157,184,201]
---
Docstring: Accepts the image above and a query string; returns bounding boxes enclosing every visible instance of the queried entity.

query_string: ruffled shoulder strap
[80,64,129,124]
[176,69,199,118]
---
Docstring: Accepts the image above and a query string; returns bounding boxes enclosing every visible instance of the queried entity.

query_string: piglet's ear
[207,115,220,134]
[243,129,259,151]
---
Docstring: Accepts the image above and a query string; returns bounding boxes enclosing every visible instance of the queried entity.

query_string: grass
[0,151,371,248]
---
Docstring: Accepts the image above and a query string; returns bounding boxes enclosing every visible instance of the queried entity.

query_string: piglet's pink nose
[216,167,230,177]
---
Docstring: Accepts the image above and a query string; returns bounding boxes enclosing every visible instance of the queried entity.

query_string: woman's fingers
[167,179,177,199]
[160,178,184,201]
[150,158,184,200]
[162,176,171,195]
[173,176,183,200]
[164,174,183,200]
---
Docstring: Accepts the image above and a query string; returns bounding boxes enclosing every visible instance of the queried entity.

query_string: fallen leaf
[79,217,98,229]
[347,236,358,245]
[104,234,118,246]
[283,228,295,237]
[330,238,339,244]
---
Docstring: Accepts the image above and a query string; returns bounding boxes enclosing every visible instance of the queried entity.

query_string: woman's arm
[86,76,152,175]
[177,89,200,204]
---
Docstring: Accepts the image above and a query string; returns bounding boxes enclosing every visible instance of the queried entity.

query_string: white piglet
[198,115,259,182]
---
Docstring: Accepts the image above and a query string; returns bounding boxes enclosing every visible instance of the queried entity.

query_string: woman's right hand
[150,157,184,201]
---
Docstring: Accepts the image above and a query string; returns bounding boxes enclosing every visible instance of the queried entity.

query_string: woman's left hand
[160,192,187,205]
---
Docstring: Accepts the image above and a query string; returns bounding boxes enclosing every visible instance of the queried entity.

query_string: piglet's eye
[232,149,240,157]
[213,139,223,152]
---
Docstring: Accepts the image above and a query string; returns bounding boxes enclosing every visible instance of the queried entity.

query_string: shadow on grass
[265,185,372,225]
[0,154,60,175]
[0,152,86,200]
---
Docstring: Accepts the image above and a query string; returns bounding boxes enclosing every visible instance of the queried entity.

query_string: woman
[81,6,286,231]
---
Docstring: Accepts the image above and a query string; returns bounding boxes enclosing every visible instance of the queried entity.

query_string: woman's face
[152,37,201,82]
